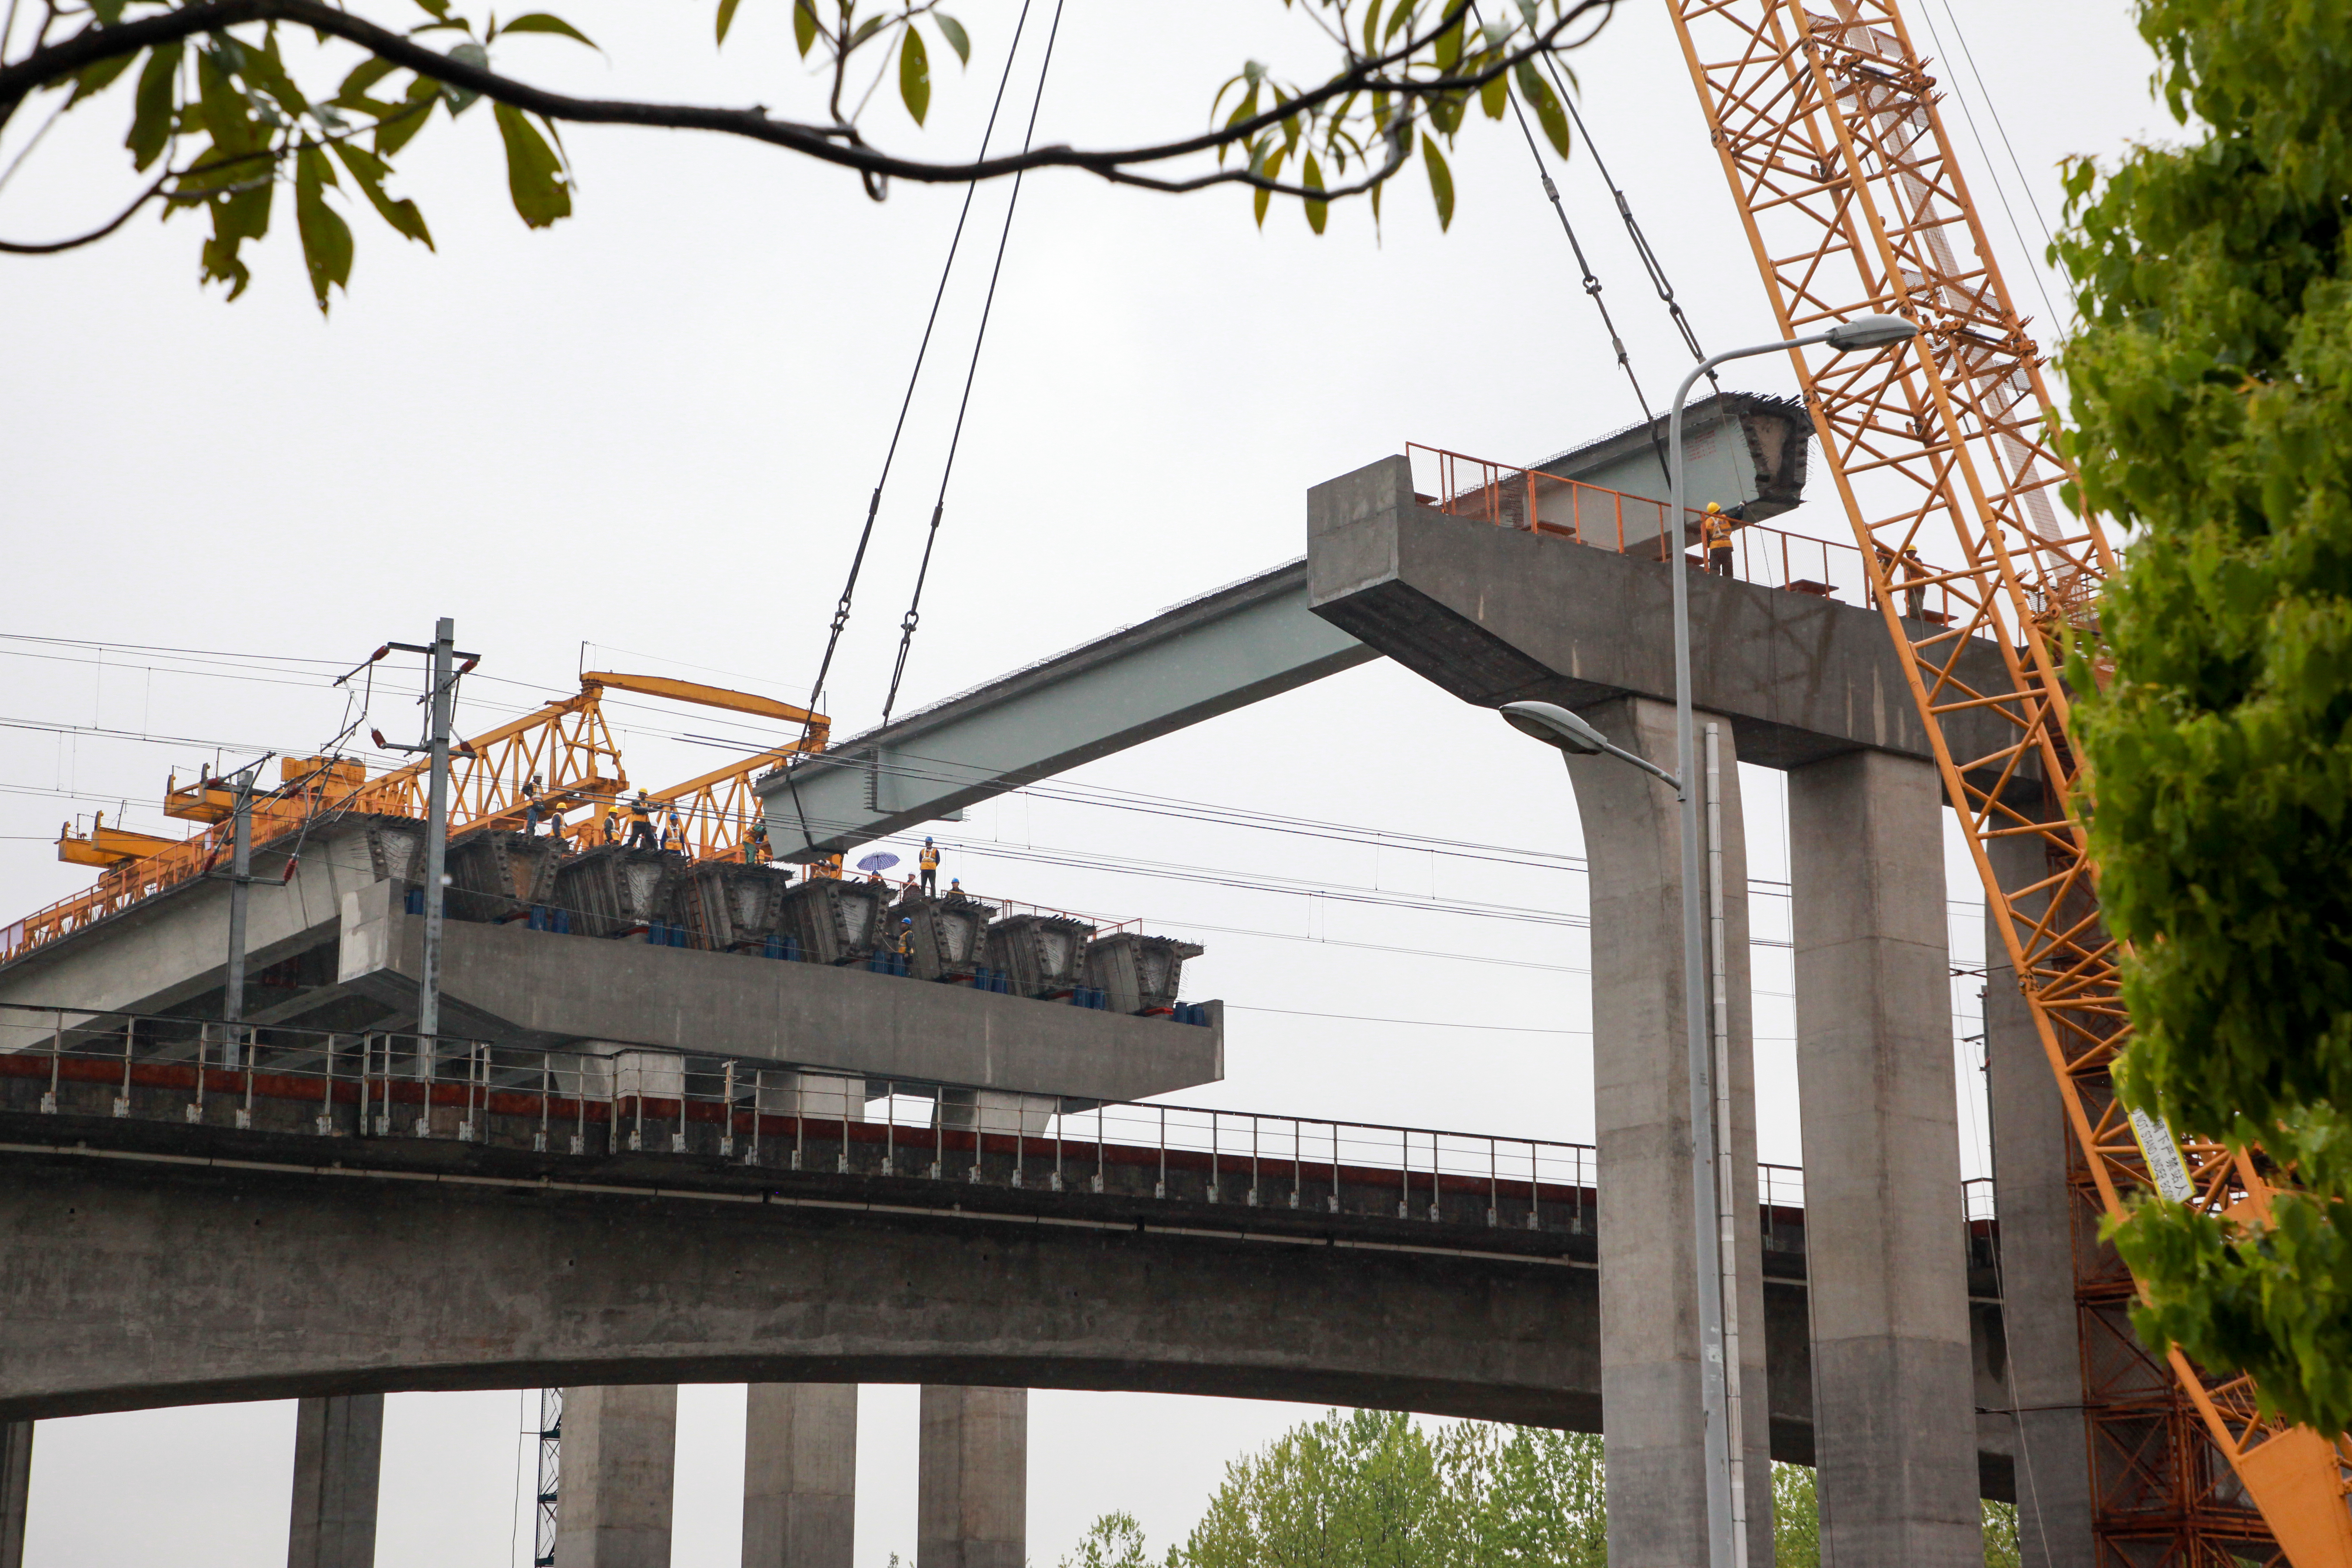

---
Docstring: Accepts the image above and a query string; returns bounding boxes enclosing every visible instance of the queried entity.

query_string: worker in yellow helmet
[624,791,657,850]
[920,836,941,896]
[1701,502,1738,577]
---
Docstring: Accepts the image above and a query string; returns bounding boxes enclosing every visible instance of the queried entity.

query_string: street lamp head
[1499,701,1611,756]
[1824,313,1920,352]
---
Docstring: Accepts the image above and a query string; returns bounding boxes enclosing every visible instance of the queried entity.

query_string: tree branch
[0,168,166,250]
[0,0,1614,192]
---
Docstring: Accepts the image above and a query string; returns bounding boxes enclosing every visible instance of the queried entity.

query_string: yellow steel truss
[1663,0,2352,1559]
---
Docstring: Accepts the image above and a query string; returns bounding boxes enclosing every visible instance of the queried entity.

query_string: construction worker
[625,791,657,851]
[919,836,941,897]
[744,820,771,864]
[544,812,567,850]
[812,854,842,881]
[948,877,962,896]
[663,805,684,852]
[1701,502,1737,577]
[521,775,542,836]
[1899,545,1930,620]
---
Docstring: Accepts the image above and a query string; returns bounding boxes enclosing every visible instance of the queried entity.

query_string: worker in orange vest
[920,837,941,896]
[1701,502,1737,577]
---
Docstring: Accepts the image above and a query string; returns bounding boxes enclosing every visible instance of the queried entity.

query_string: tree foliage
[0,0,1604,310]
[2056,0,2352,1434]
[1066,1412,2024,1568]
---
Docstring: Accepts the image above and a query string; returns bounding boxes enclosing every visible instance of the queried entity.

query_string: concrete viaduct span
[0,405,2081,1568]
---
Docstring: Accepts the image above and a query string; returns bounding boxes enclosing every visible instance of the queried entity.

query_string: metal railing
[0,1002,1996,1232]
[1406,443,1958,622]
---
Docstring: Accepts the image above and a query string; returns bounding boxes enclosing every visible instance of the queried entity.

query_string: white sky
[1,0,2173,1561]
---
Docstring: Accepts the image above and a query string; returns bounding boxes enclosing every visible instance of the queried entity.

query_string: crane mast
[1660,0,2352,1560]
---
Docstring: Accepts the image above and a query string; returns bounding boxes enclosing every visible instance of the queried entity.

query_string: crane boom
[1662,0,2352,1559]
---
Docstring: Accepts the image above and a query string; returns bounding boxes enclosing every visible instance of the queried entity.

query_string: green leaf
[792,0,818,56]
[333,140,434,248]
[716,0,744,44]
[377,78,439,155]
[1422,134,1453,230]
[90,0,126,21]
[934,13,970,65]
[336,56,400,106]
[1479,63,1507,120]
[849,13,886,47]
[294,143,354,313]
[500,13,600,46]
[1360,0,1383,57]
[1382,0,1415,44]
[199,178,273,300]
[1515,59,1570,158]
[68,49,138,106]
[194,47,262,156]
[1254,143,1285,229]
[492,101,571,226]
[126,41,183,170]
[412,0,451,17]
[1302,149,1327,235]
[442,41,488,113]
[899,25,930,126]
[1432,13,1463,72]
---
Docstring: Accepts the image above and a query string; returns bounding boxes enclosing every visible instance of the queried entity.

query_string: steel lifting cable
[877,0,1069,724]
[792,0,1050,739]
[1468,2,1678,482]
[774,0,1047,857]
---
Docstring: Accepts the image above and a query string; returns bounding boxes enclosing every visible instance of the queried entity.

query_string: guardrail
[1405,442,1958,623]
[0,1003,1993,1232]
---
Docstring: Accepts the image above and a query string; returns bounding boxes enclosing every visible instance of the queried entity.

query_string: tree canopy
[2058,0,2352,1433]
[0,0,1606,309]
[1055,1409,2023,1568]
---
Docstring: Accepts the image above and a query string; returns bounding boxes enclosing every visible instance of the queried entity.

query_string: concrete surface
[743,1384,857,1568]
[1984,825,2097,1567]
[1560,696,1773,1568]
[323,882,1223,1103]
[1790,751,1982,1565]
[918,1387,1025,1568]
[555,1384,677,1568]
[1305,454,2035,782]
[0,1421,26,1568]
[287,1394,384,1568]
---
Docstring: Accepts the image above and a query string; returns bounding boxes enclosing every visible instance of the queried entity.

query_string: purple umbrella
[855,852,900,874]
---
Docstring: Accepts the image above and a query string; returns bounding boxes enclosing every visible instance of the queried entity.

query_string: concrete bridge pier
[918,1386,1026,1568]
[1984,826,2097,1567]
[554,1384,677,1568]
[287,1394,385,1568]
[1563,695,1773,1568]
[1,1420,28,1568]
[1788,751,1981,1564]
[742,1383,857,1568]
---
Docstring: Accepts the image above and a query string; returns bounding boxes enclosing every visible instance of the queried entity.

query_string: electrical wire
[1226,1003,1585,1034]
[878,0,1070,724]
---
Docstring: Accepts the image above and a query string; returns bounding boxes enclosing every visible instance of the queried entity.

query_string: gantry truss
[1662,0,2352,1560]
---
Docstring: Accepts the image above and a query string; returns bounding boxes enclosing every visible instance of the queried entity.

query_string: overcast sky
[3,0,2173,1561]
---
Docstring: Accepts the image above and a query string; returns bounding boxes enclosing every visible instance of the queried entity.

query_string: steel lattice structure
[1661,0,2352,1560]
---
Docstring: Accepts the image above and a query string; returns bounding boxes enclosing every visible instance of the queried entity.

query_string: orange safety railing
[1405,443,1957,623]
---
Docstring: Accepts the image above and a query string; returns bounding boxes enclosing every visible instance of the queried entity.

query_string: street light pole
[1502,311,1917,1568]
[1665,312,1919,1568]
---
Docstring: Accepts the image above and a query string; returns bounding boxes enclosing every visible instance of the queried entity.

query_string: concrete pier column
[1983,824,2097,1566]
[742,1384,856,1568]
[554,1384,678,1568]
[287,1395,385,1568]
[1562,695,1771,1568]
[1788,750,1981,1564]
[1,1421,30,1568]
[917,1386,1025,1568]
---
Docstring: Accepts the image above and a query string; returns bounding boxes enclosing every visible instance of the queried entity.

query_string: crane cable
[791,0,1050,741]
[774,0,1048,858]
[878,0,1070,724]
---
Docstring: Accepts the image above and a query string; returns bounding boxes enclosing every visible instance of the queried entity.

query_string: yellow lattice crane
[1664,0,2352,1559]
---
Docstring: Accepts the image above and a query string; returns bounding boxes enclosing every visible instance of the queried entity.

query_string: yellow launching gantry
[14,671,827,962]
